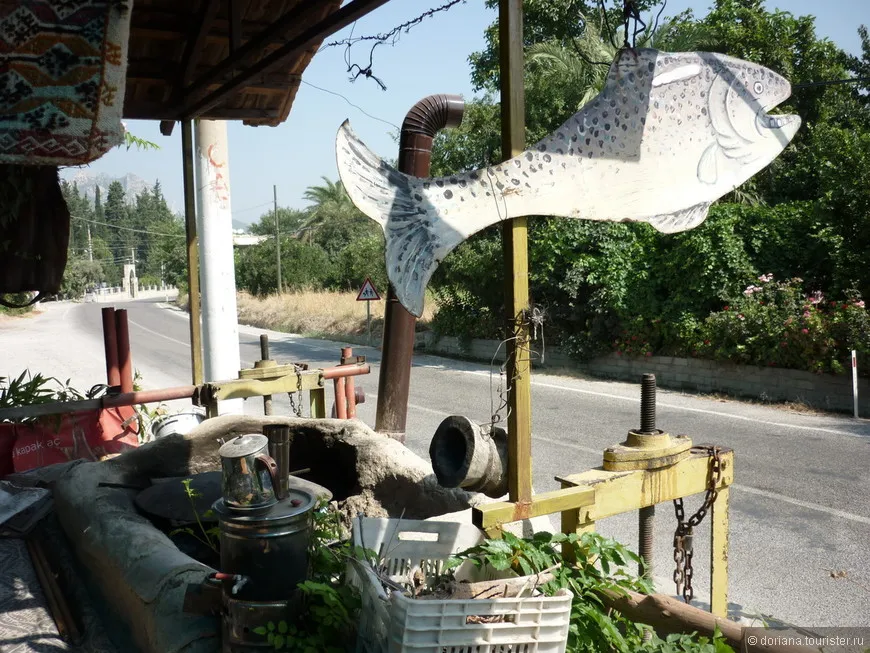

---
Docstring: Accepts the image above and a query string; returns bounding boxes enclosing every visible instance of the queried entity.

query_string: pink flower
[758,273,774,283]
[738,314,745,320]
[855,300,865,308]
[809,291,824,305]
[801,328,809,334]
[724,306,730,311]
[645,352,652,357]
[803,311,811,318]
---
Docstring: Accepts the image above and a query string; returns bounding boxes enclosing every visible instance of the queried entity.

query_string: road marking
[455,370,869,439]
[128,319,190,348]
[731,484,870,525]
[538,434,870,525]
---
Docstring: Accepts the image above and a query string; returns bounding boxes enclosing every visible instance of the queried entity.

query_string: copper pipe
[0,385,198,421]
[375,94,465,442]
[321,363,370,380]
[103,386,198,408]
[333,377,347,419]
[341,347,356,418]
[101,307,121,387]
[115,309,134,393]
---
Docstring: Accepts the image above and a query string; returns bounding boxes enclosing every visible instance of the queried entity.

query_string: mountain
[64,170,152,206]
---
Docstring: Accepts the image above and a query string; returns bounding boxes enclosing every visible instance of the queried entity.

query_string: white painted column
[194,119,243,415]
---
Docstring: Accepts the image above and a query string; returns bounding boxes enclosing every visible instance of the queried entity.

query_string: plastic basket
[351,517,573,653]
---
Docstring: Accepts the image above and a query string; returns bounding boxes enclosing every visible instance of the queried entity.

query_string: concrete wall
[415,334,868,415]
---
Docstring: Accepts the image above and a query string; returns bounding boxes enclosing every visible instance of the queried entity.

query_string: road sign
[356,278,380,301]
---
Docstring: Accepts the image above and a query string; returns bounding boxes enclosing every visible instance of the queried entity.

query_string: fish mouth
[756,94,801,138]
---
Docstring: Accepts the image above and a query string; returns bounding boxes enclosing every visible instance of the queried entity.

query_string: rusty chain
[287,364,304,418]
[673,445,723,603]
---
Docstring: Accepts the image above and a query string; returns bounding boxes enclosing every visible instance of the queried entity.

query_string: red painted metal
[102,386,198,408]
[115,309,134,393]
[321,363,370,380]
[101,307,121,387]
[341,347,356,418]
[333,377,347,419]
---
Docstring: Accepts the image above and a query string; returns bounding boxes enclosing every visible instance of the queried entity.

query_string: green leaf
[278,621,287,634]
[253,627,267,636]
[273,634,284,649]
[267,621,275,632]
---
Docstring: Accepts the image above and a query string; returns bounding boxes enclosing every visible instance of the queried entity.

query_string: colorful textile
[0,1,131,165]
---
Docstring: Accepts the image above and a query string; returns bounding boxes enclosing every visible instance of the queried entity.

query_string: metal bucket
[150,409,205,440]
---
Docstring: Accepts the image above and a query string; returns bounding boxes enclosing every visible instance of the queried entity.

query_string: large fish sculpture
[336,48,801,317]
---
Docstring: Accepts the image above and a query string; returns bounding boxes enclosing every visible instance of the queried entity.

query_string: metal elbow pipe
[429,415,508,498]
[376,94,465,443]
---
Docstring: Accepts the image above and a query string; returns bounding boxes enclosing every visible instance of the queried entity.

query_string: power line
[300,80,400,130]
[71,215,185,238]
[232,200,273,215]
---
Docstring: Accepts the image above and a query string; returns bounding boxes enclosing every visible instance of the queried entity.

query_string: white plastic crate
[351,517,573,653]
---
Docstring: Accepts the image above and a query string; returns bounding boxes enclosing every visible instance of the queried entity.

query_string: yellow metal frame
[194,365,329,419]
[473,447,734,617]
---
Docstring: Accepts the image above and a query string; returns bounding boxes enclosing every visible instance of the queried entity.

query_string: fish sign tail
[335,120,403,232]
[336,120,445,317]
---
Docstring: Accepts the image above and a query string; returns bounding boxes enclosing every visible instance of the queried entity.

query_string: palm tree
[295,177,378,254]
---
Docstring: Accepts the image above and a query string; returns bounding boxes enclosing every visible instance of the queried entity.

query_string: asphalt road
[60,300,870,627]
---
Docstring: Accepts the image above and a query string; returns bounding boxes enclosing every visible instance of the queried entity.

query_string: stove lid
[212,486,317,523]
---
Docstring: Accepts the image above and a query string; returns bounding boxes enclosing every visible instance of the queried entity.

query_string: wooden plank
[472,486,595,530]
[180,0,390,119]
[499,0,532,507]
[179,0,222,88]
[558,450,734,522]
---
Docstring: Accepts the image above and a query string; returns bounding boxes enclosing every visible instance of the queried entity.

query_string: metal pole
[115,309,134,393]
[499,0,533,506]
[342,347,356,419]
[181,120,204,386]
[366,301,371,347]
[274,184,281,294]
[375,94,464,442]
[261,334,273,416]
[852,350,859,419]
[101,307,121,387]
[194,119,243,415]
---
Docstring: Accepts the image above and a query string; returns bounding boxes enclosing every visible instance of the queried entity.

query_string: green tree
[297,177,379,255]
[248,207,308,237]
[235,238,333,295]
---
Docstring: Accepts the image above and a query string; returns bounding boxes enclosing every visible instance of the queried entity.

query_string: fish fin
[697,143,719,185]
[651,63,702,87]
[646,201,712,234]
[335,120,446,317]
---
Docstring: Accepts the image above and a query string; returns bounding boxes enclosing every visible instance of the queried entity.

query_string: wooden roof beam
[177,0,324,109]
[179,0,222,89]
[180,0,392,119]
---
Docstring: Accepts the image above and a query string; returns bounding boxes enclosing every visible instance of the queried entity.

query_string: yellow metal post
[309,387,326,419]
[710,485,730,617]
[499,0,533,509]
[181,120,204,386]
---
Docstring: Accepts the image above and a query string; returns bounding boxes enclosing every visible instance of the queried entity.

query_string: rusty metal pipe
[115,309,134,393]
[333,377,347,419]
[0,385,198,421]
[101,307,121,387]
[341,347,356,418]
[375,94,465,442]
[322,363,370,380]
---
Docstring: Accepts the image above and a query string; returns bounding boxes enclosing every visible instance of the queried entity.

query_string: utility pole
[274,184,281,294]
[87,226,93,262]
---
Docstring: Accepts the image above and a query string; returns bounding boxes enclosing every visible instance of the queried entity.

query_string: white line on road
[128,319,190,348]
[395,392,870,525]
[730,484,870,525]
[456,370,869,439]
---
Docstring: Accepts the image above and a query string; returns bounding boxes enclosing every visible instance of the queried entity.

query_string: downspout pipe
[375,94,465,442]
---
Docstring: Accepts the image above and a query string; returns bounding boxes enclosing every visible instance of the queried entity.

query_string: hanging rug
[0,0,131,166]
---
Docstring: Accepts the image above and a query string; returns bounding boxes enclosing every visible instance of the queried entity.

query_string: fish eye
[753,81,764,95]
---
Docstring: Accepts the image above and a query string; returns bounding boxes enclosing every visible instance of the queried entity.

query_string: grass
[235,290,436,343]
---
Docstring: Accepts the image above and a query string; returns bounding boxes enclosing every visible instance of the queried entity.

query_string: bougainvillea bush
[691,276,870,375]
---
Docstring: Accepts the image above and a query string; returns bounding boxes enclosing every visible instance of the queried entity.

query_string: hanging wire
[321,0,467,90]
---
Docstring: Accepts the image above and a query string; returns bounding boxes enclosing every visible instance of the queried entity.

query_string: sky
[61,0,868,225]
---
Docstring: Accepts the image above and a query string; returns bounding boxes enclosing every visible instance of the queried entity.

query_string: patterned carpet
[0,517,116,653]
